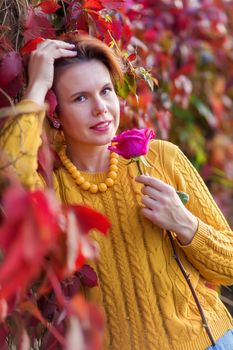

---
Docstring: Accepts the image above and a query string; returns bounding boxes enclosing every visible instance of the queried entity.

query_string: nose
[92,96,107,117]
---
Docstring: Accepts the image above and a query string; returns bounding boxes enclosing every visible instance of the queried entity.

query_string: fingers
[53,48,77,60]
[140,207,155,221]
[34,39,77,60]
[141,184,161,198]
[141,195,158,209]
[37,39,75,51]
[135,175,176,196]
[135,175,165,190]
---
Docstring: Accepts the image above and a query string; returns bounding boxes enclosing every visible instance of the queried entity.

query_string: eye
[74,95,86,103]
[102,87,112,95]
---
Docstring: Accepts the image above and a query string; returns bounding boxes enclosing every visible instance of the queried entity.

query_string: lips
[90,120,112,130]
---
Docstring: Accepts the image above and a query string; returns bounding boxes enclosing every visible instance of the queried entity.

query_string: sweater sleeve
[173,145,233,285]
[0,100,46,189]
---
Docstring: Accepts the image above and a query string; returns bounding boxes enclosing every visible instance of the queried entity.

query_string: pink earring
[52,119,61,129]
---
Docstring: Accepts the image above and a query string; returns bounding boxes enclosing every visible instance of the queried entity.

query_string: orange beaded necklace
[59,145,119,193]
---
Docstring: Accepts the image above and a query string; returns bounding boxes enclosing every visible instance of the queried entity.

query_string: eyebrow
[70,82,113,99]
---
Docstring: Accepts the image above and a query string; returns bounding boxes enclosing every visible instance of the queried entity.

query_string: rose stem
[136,160,143,175]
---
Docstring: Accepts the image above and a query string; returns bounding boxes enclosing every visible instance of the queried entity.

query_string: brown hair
[54,32,124,88]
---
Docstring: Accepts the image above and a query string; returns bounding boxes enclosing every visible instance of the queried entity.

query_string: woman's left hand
[135,175,198,245]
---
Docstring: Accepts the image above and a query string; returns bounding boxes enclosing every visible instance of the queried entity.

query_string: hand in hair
[24,39,77,105]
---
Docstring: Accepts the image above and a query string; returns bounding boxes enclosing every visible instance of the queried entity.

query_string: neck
[66,142,111,172]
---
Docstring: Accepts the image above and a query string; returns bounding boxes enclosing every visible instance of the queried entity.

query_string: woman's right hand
[23,39,77,105]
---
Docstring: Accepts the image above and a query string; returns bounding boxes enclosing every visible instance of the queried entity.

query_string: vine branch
[167,230,216,347]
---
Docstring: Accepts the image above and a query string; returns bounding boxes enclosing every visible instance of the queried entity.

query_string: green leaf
[116,73,136,98]
[176,191,189,205]
[135,67,156,91]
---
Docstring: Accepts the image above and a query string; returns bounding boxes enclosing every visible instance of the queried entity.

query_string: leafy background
[0,0,233,347]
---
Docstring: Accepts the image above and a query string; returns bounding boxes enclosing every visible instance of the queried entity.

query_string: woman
[1,34,233,350]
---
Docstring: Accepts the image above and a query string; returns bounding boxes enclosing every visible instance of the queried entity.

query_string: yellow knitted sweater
[1,100,233,350]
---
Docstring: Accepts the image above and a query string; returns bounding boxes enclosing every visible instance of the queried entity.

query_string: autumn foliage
[0,0,233,347]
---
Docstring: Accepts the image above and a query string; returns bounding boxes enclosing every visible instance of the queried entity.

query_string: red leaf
[82,0,104,11]
[0,52,22,87]
[0,75,23,108]
[90,13,111,36]
[111,18,123,41]
[23,6,56,42]
[128,53,137,62]
[20,37,45,55]
[71,205,111,235]
[66,3,89,32]
[75,13,89,32]
[36,0,61,14]
[67,2,82,21]
[78,264,98,287]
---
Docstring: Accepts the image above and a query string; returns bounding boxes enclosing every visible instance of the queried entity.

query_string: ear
[45,89,58,119]
[45,89,62,129]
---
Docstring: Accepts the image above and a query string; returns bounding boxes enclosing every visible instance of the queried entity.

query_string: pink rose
[108,128,155,159]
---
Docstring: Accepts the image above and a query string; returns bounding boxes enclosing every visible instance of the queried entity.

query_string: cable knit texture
[1,100,233,350]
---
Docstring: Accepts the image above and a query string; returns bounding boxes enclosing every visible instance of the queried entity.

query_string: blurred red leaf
[144,29,158,42]
[70,295,104,350]
[19,301,65,346]
[38,131,56,187]
[82,0,104,11]
[110,18,123,41]
[70,205,111,235]
[75,251,86,270]
[0,52,22,87]
[0,186,60,301]
[36,0,61,14]
[0,324,9,350]
[41,203,110,277]
[0,299,7,323]
[119,22,133,47]
[172,61,196,80]
[20,37,45,55]
[101,0,125,10]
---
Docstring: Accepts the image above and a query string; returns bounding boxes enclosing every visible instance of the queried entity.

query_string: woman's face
[54,59,120,149]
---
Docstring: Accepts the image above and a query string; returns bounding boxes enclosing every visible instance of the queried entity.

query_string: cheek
[112,97,120,117]
[58,103,82,123]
